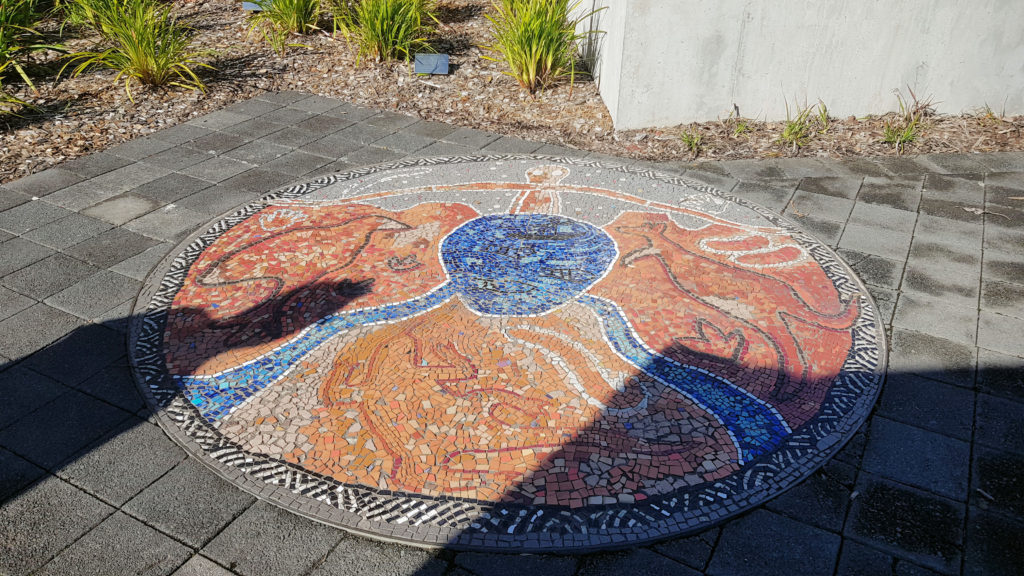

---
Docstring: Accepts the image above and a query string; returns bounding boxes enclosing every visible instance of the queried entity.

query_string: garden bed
[1,0,1022,185]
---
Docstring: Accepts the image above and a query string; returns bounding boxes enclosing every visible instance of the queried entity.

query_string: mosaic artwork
[131,156,885,550]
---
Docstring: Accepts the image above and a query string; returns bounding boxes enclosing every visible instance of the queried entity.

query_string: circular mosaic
[131,156,885,551]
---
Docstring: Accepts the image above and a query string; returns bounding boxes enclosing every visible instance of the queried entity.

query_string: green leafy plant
[816,99,830,132]
[249,0,323,55]
[778,100,814,151]
[732,119,749,137]
[882,91,923,154]
[60,0,212,100]
[1,0,61,112]
[482,0,603,95]
[60,0,132,36]
[680,126,702,158]
[332,0,436,63]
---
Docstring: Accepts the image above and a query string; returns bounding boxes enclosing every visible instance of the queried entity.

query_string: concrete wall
[575,0,1024,130]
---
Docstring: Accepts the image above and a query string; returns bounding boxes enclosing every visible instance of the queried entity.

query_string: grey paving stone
[0,303,86,361]
[535,143,588,158]
[410,140,477,157]
[403,120,458,140]
[318,101,377,122]
[287,94,345,114]
[858,176,923,211]
[343,145,405,166]
[153,123,217,145]
[876,373,974,441]
[0,446,47,501]
[707,509,839,576]
[982,248,1024,286]
[974,150,1024,173]
[971,446,1024,518]
[913,213,984,252]
[125,457,256,549]
[60,152,133,179]
[124,204,211,242]
[362,110,420,131]
[22,213,113,249]
[0,386,134,470]
[105,136,176,160]
[652,527,719,572]
[217,168,295,196]
[36,511,191,576]
[786,189,855,222]
[719,158,788,181]
[893,292,977,346]
[261,150,333,177]
[963,508,1024,576]
[259,106,317,126]
[866,285,897,326]
[836,249,902,289]
[310,537,447,576]
[172,555,239,576]
[202,500,342,576]
[848,201,917,233]
[221,98,283,118]
[981,280,1024,319]
[888,328,976,389]
[871,157,931,177]
[835,539,894,576]
[21,322,125,387]
[0,186,31,213]
[258,126,323,149]
[765,465,851,532]
[45,270,142,319]
[183,110,251,131]
[1,253,100,300]
[43,179,125,211]
[0,236,53,276]
[219,118,288,140]
[796,176,862,199]
[256,90,310,105]
[983,222,1024,254]
[915,153,989,174]
[94,298,133,334]
[838,222,912,261]
[74,360,147,414]
[0,365,69,431]
[4,168,84,197]
[579,548,698,576]
[731,181,797,212]
[181,156,254,184]
[862,417,970,501]
[176,186,265,217]
[918,196,987,222]
[58,418,184,506]
[333,122,396,146]
[143,146,214,170]
[190,131,249,156]
[681,168,739,191]
[975,394,1024,455]
[223,139,292,164]
[0,285,34,322]
[0,476,113,575]
[312,159,359,176]
[774,157,841,179]
[481,135,544,154]
[0,199,74,234]
[299,133,367,159]
[846,477,964,574]
[80,193,162,225]
[976,348,1024,402]
[293,114,360,138]
[373,130,437,153]
[901,262,980,307]
[109,241,172,281]
[893,560,944,576]
[977,310,1024,358]
[454,552,575,576]
[440,126,501,148]
[789,214,844,246]
[922,172,985,203]
[65,228,160,269]
[832,157,890,178]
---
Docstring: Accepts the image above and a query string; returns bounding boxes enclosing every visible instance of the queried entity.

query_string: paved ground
[0,91,1022,576]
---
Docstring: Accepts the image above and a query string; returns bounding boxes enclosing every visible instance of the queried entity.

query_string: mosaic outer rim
[129,154,888,552]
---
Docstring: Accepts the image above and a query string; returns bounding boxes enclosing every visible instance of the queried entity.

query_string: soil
[2,0,1023,185]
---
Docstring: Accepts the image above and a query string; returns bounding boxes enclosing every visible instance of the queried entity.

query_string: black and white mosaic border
[130,155,887,552]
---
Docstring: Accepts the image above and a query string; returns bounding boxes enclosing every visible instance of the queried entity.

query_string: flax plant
[1,0,61,111]
[60,0,212,100]
[332,0,436,63]
[248,0,323,55]
[483,0,602,95]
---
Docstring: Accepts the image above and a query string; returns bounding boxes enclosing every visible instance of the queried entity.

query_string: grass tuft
[60,0,212,101]
[680,126,702,158]
[332,0,436,63]
[482,0,601,95]
[248,0,323,55]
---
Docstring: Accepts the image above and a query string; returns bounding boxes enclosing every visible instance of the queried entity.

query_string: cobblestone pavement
[1,92,1022,576]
